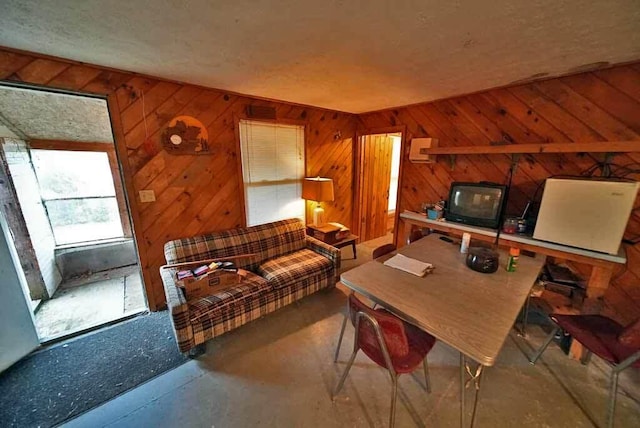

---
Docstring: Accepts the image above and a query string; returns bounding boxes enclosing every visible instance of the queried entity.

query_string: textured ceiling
[1,0,639,113]
[0,86,113,142]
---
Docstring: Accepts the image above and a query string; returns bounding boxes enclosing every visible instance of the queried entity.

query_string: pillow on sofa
[258,249,333,289]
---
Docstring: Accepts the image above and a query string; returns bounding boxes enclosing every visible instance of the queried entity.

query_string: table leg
[460,353,465,428]
[515,294,531,338]
[586,265,613,299]
[352,242,357,259]
[460,352,485,428]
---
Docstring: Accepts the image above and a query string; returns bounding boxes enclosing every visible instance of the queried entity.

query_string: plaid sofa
[161,218,341,354]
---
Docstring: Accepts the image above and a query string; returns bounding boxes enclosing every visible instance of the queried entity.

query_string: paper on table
[383,254,434,277]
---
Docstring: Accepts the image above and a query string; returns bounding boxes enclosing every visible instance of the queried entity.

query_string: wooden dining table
[339,233,546,427]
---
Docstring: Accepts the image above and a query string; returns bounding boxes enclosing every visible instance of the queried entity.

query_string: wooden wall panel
[0,48,357,309]
[304,111,356,228]
[359,63,640,324]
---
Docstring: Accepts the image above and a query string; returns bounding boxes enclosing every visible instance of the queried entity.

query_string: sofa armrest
[160,266,194,353]
[306,236,341,284]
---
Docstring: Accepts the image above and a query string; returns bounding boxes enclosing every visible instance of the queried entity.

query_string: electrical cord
[494,162,515,246]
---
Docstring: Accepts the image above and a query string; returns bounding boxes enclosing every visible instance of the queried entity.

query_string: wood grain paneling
[0,48,357,310]
[1,45,638,324]
[359,63,640,324]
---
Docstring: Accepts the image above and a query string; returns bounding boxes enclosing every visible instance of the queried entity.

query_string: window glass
[240,120,305,226]
[31,149,116,199]
[45,198,123,245]
[30,149,124,245]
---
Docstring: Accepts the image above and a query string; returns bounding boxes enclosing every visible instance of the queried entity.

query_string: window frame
[28,139,132,245]
[236,118,308,227]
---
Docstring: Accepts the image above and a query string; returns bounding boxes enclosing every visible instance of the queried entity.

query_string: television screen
[445,182,507,229]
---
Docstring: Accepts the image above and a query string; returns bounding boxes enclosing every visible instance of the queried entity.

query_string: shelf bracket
[510,153,521,173]
[448,154,456,170]
[602,152,617,177]
[604,152,616,164]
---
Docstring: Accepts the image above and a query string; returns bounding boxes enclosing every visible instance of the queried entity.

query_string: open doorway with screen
[0,83,147,343]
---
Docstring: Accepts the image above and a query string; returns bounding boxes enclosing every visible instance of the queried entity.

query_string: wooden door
[0,210,40,372]
[357,134,394,241]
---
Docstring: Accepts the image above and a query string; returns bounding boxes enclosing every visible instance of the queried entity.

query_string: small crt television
[445,182,507,229]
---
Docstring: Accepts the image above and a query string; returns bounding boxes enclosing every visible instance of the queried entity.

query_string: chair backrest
[408,229,424,243]
[163,218,306,269]
[618,318,640,349]
[372,244,396,259]
[348,294,409,365]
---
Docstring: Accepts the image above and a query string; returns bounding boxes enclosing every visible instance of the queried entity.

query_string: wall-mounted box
[409,138,438,163]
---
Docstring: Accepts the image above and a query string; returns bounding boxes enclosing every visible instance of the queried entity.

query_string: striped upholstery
[161,218,340,353]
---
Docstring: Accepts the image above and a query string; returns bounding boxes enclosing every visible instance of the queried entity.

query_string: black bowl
[465,247,500,274]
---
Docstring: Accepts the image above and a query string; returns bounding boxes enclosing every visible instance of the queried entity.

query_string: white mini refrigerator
[533,178,639,254]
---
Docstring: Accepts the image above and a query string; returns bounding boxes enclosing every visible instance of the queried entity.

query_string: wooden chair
[407,229,424,245]
[372,243,397,259]
[530,314,640,428]
[333,294,436,427]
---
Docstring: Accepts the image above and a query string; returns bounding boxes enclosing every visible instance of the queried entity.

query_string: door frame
[353,125,406,245]
[0,80,149,312]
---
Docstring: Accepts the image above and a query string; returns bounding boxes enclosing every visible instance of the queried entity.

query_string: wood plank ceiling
[0,47,638,323]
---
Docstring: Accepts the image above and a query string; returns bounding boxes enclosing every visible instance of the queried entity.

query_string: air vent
[246,105,276,120]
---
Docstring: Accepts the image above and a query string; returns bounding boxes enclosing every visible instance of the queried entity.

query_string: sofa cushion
[257,248,333,290]
[164,218,306,270]
[188,270,270,322]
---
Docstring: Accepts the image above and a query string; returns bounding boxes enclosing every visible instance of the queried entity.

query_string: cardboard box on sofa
[179,269,248,300]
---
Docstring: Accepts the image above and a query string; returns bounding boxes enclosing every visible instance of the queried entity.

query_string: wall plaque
[162,116,210,154]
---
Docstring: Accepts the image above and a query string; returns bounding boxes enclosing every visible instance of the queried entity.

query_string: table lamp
[302,177,334,227]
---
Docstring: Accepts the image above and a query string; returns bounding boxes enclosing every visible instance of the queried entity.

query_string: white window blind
[239,120,305,226]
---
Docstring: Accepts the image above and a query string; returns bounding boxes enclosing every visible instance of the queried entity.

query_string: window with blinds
[239,120,306,226]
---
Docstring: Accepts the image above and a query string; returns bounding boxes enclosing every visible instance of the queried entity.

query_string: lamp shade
[302,177,334,202]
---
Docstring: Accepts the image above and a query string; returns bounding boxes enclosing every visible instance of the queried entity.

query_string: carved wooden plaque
[162,116,210,155]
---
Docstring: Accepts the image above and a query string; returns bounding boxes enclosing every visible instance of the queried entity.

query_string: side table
[332,234,359,260]
[306,226,358,260]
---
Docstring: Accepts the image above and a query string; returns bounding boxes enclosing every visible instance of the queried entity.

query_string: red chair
[333,294,436,427]
[530,314,640,428]
[334,243,396,362]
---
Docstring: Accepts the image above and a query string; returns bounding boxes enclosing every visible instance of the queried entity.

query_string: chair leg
[580,350,592,365]
[389,375,398,428]
[423,357,432,393]
[605,351,640,428]
[334,311,348,363]
[333,348,358,399]
[607,370,619,428]
[529,326,559,364]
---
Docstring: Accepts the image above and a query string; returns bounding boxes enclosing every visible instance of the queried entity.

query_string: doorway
[0,83,147,344]
[355,132,402,243]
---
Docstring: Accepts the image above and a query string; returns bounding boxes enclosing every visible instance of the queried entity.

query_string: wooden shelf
[418,140,640,155]
[400,211,626,265]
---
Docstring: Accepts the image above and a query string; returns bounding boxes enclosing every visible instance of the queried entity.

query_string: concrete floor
[34,265,146,341]
[61,235,640,428]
